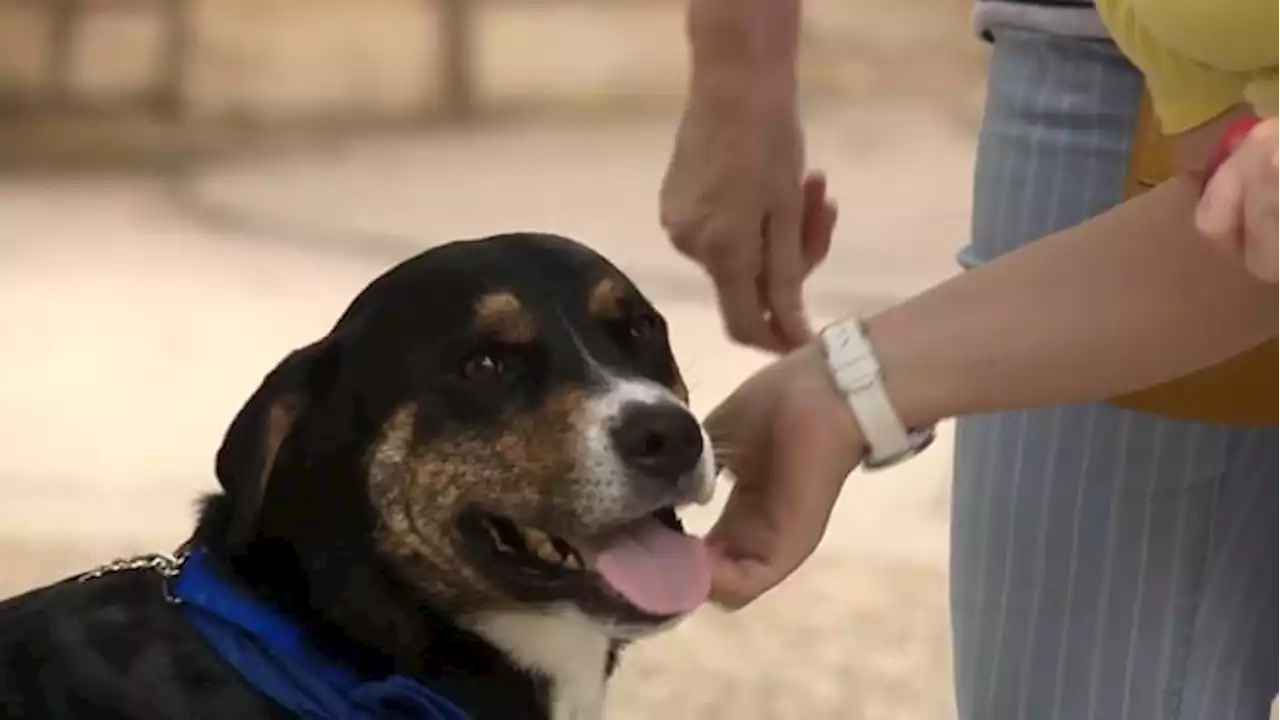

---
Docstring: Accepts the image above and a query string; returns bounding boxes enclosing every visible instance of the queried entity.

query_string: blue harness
[170,550,469,720]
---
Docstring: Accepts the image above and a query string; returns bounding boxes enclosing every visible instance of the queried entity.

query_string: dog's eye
[628,313,660,341]
[462,353,505,383]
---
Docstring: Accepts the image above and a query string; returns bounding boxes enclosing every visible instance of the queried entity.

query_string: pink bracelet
[1201,115,1262,191]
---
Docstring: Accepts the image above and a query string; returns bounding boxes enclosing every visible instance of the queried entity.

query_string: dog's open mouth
[459,507,711,619]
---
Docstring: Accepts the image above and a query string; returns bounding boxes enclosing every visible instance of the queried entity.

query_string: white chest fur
[468,608,612,720]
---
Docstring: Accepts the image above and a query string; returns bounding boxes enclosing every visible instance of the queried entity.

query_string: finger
[1196,162,1246,251]
[703,407,777,601]
[658,144,698,257]
[1242,182,1279,283]
[802,173,827,217]
[706,480,781,610]
[799,174,836,274]
[705,485,763,598]
[709,557,771,610]
[803,205,837,275]
[708,238,782,351]
[755,269,796,351]
[1254,151,1280,280]
[1243,227,1278,282]
[763,191,811,349]
[813,200,838,268]
[707,414,847,609]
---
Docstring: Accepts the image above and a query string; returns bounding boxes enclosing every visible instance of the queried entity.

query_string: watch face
[861,427,937,471]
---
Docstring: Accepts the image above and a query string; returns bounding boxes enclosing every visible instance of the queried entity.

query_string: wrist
[688,68,797,119]
[797,340,865,451]
[687,0,801,78]
[791,342,869,480]
[814,317,939,469]
[860,311,944,432]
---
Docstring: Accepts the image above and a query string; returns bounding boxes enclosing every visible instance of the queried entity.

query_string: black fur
[0,234,685,719]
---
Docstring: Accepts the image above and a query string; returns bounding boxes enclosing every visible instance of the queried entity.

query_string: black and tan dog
[0,233,717,720]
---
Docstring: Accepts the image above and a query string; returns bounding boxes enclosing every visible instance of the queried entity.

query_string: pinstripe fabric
[973,2,1110,41]
[951,27,1279,720]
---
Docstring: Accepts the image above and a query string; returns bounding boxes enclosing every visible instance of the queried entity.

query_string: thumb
[706,408,848,609]
[1196,162,1245,252]
[800,173,837,274]
[763,196,812,349]
[1242,182,1279,282]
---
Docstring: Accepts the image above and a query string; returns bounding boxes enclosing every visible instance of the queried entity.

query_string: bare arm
[697,83,1275,608]
[683,6,1272,420]
[868,109,1278,429]
[682,0,802,126]
[664,0,832,350]
[686,0,801,73]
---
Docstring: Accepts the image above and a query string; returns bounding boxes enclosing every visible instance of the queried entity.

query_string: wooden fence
[0,0,480,120]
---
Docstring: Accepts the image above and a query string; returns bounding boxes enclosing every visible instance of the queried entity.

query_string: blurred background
[1,1,986,718]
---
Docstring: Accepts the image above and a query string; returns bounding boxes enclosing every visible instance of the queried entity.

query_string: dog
[0,233,718,720]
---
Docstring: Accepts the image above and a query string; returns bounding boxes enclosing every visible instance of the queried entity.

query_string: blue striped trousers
[951,27,1278,720]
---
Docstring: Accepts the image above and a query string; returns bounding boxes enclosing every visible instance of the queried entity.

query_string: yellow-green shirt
[1097,0,1277,131]
[1097,0,1278,426]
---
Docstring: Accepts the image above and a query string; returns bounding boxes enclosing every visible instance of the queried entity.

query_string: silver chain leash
[76,546,191,603]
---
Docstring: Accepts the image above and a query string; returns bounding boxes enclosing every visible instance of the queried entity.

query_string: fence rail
[438,0,474,120]
[0,0,483,120]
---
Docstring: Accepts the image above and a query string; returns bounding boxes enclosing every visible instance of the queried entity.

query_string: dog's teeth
[535,543,560,564]
[520,527,560,564]
[487,522,514,553]
[551,537,582,570]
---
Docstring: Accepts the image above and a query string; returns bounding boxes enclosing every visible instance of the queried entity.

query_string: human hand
[1196,117,1278,283]
[702,342,864,609]
[660,75,837,352]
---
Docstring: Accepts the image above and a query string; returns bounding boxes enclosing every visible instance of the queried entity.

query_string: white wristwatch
[819,318,935,470]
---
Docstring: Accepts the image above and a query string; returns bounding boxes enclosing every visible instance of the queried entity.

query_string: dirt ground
[0,103,966,719]
[0,8,982,718]
[3,0,1276,713]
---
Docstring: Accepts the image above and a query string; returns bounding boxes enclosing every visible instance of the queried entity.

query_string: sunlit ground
[1,105,967,719]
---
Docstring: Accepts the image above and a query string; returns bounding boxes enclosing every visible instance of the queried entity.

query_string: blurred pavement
[0,106,971,719]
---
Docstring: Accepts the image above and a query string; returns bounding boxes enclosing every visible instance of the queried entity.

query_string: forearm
[686,0,801,87]
[867,174,1278,429]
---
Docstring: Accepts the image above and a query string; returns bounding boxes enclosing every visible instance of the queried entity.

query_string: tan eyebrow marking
[587,277,627,320]
[473,292,537,343]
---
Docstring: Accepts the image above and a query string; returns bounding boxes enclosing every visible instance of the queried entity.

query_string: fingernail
[1194,200,1219,233]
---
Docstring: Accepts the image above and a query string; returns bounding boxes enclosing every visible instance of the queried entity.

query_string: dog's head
[208,233,715,657]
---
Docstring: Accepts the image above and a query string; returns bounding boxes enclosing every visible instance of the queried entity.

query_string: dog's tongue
[583,519,710,616]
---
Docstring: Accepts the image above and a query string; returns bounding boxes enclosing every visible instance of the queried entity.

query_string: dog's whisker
[710,447,738,463]
[709,445,741,473]
[705,423,735,440]
[706,435,736,453]
[709,439,739,455]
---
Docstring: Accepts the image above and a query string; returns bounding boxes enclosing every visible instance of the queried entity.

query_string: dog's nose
[611,403,704,480]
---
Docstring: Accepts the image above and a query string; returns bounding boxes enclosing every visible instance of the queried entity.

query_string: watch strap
[820,319,926,467]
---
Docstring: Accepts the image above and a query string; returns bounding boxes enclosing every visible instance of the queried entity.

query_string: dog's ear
[215,338,338,548]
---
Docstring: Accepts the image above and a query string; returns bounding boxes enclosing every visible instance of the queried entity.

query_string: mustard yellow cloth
[1108,91,1277,426]
[1096,0,1277,426]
